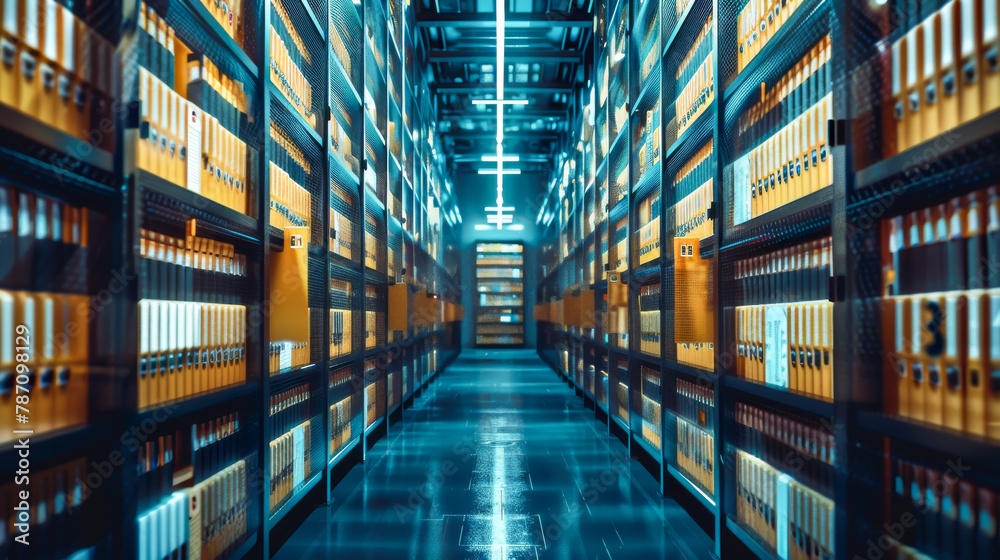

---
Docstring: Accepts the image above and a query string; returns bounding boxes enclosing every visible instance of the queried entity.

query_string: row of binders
[733,36,833,225]
[736,402,834,466]
[638,283,661,356]
[138,299,247,408]
[139,226,248,303]
[0,290,89,441]
[0,0,115,148]
[137,459,250,560]
[888,455,1000,560]
[639,366,662,450]
[0,185,91,292]
[136,65,250,214]
[612,217,628,272]
[675,17,714,137]
[736,0,807,72]
[636,105,661,177]
[327,279,354,351]
[269,0,315,128]
[736,237,833,305]
[269,419,313,511]
[735,450,835,560]
[735,301,835,400]
[191,412,241,483]
[330,396,353,455]
[676,378,715,431]
[330,184,357,261]
[674,140,714,240]
[677,416,715,495]
[883,187,999,296]
[637,192,661,265]
[890,0,1000,157]
[0,458,89,560]
[882,290,1000,438]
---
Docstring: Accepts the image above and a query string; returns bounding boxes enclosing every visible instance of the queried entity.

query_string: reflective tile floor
[275,349,716,560]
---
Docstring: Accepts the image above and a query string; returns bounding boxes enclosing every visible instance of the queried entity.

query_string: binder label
[765,304,789,388]
[186,106,202,194]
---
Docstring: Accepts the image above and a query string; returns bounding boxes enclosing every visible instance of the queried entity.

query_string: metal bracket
[828,274,846,302]
[827,119,848,146]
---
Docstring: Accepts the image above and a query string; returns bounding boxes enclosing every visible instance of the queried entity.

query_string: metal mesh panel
[365,198,387,273]
[365,283,386,349]
[270,0,326,136]
[329,364,355,457]
[608,1,630,140]
[267,378,322,514]
[633,0,661,100]
[662,1,713,155]
[634,364,663,451]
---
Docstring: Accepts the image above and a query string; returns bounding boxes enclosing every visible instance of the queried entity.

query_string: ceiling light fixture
[471,99,530,105]
[481,155,520,162]
[478,169,521,175]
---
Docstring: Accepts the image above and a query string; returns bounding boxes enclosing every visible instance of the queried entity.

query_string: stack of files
[675,17,714,137]
[639,283,661,356]
[330,19,352,77]
[329,113,359,175]
[330,396,352,454]
[269,0,314,127]
[735,402,834,466]
[138,300,247,407]
[197,0,245,43]
[886,455,1000,559]
[268,164,309,230]
[137,65,248,212]
[640,365,662,450]
[139,227,247,303]
[637,104,661,176]
[881,187,1000,438]
[888,0,1000,157]
[612,217,628,272]
[735,450,835,558]
[191,412,240,483]
[637,192,661,265]
[0,458,88,559]
[187,460,249,560]
[674,140,714,240]
[737,0,806,72]
[735,301,834,400]
[0,0,115,147]
[364,284,379,349]
[329,279,352,359]
[185,54,248,139]
[330,184,356,261]
[616,380,629,422]
[736,237,832,304]
[137,491,189,560]
[0,289,89,439]
[677,378,715,431]
[1,185,92,291]
[732,35,833,225]
[269,392,312,509]
[677,416,715,494]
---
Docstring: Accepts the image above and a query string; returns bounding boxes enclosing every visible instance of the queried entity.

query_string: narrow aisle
[276,349,715,560]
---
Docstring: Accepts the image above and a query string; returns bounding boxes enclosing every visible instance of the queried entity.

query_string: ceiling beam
[444,130,561,141]
[428,49,584,63]
[438,109,569,120]
[433,82,575,95]
[416,12,593,28]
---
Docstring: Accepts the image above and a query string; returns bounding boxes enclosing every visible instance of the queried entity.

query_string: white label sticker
[961,0,976,56]
[24,0,39,49]
[44,0,56,61]
[187,106,202,193]
[942,3,956,67]
[892,41,903,95]
[990,295,1000,358]
[923,18,937,77]
[776,474,791,560]
[765,304,789,388]
[946,297,958,358]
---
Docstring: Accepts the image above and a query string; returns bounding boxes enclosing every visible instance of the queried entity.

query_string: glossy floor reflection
[275,349,716,560]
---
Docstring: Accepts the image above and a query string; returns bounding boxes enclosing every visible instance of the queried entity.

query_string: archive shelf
[0,0,461,554]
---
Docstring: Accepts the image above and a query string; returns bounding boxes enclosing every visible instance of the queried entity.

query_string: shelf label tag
[187,105,202,194]
[765,304,789,388]
[776,474,791,560]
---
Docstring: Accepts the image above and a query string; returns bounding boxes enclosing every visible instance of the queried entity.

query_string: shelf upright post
[710,0,723,551]
[258,0,273,554]
[830,0,851,556]
[322,0,334,506]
